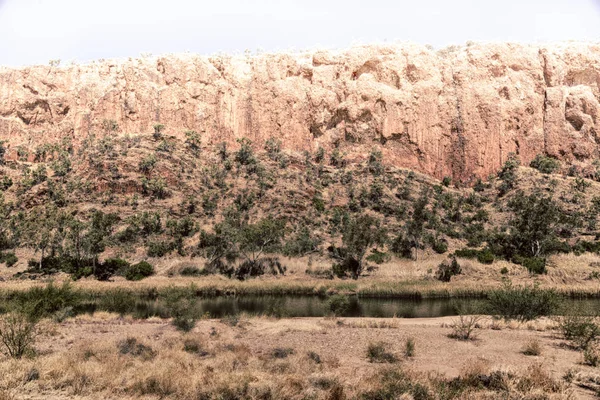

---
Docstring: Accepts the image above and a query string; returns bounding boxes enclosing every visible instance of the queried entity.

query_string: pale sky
[1,0,599,67]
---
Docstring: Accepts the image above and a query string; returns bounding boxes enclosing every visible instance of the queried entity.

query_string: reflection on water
[71,296,600,319]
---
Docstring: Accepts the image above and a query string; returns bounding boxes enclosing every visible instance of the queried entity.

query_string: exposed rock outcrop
[1,42,599,183]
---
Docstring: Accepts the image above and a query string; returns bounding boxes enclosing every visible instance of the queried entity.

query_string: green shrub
[180,266,206,277]
[436,257,461,282]
[146,241,175,257]
[476,248,495,264]
[138,154,157,173]
[0,252,18,267]
[404,337,415,358]
[234,138,255,165]
[367,342,397,363]
[557,309,600,350]
[283,226,321,257]
[530,154,560,174]
[125,261,155,281]
[14,282,80,321]
[172,316,196,332]
[442,176,451,187]
[454,248,480,259]
[431,238,448,254]
[521,257,547,274]
[485,282,559,322]
[96,258,130,281]
[327,294,350,317]
[366,250,390,265]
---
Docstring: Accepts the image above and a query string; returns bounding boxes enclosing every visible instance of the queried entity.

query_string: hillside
[0,124,598,290]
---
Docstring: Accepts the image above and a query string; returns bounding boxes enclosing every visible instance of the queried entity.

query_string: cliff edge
[1,42,599,182]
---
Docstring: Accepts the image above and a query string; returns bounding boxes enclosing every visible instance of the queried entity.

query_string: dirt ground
[2,314,599,399]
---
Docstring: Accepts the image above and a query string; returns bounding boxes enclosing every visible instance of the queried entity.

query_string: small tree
[337,214,387,279]
[152,124,165,140]
[184,130,202,155]
[507,191,561,258]
[0,314,38,359]
[530,154,560,174]
[238,217,285,265]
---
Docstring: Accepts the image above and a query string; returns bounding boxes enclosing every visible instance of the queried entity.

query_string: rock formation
[1,42,599,183]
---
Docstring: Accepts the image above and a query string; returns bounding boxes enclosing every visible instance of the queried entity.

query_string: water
[75,295,600,319]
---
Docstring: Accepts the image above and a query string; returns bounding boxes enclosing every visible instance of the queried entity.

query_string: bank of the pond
[3,275,600,300]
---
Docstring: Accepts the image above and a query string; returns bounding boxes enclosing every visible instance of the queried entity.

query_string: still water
[80,295,600,319]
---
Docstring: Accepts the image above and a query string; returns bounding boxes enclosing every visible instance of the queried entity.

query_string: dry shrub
[367,342,398,363]
[522,339,542,356]
[584,346,600,367]
[0,314,38,359]
[117,337,156,360]
[448,315,482,340]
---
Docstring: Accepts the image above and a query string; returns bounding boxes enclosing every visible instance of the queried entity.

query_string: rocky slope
[0,42,599,183]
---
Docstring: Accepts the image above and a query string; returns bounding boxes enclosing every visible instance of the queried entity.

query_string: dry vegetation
[0,314,596,399]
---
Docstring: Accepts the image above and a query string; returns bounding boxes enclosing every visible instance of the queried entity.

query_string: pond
[74,295,600,319]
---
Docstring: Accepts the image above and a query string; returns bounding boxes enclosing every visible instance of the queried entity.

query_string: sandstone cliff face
[0,42,599,182]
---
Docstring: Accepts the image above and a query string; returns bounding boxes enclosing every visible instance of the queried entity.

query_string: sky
[0,0,599,66]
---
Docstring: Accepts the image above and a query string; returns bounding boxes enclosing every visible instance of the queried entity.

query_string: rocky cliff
[1,42,599,183]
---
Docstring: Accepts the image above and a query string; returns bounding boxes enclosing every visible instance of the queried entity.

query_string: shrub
[327,294,350,317]
[307,351,322,364]
[180,266,205,277]
[152,124,164,140]
[485,282,559,322]
[530,154,560,174]
[0,252,18,267]
[431,238,448,254]
[96,258,130,281]
[138,154,157,173]
[235,138,255,165]
[454,248,480,259]
[283,226,321,257]
[125,261,154,281]
[366,249,390,265]
[118,337,156,360]
[367,342,398,363]
[146,240,175,257]
[442,176,451,187]
[272,347,294,359]
[436,257,461,282]
[448,315,482,341]
[522,340,542,356]
[557,311,600,350]
[172,316,196,332]
[404,337,415,358]
[522,257,547,274]
[584,346,600,367]
[0,314,38,359]
[476,248,495,264]
[14,282,80,321]
[183,338,208,356]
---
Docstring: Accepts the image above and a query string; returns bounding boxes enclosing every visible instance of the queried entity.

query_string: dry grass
[0,315,587,399]
[4,244,600,300]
